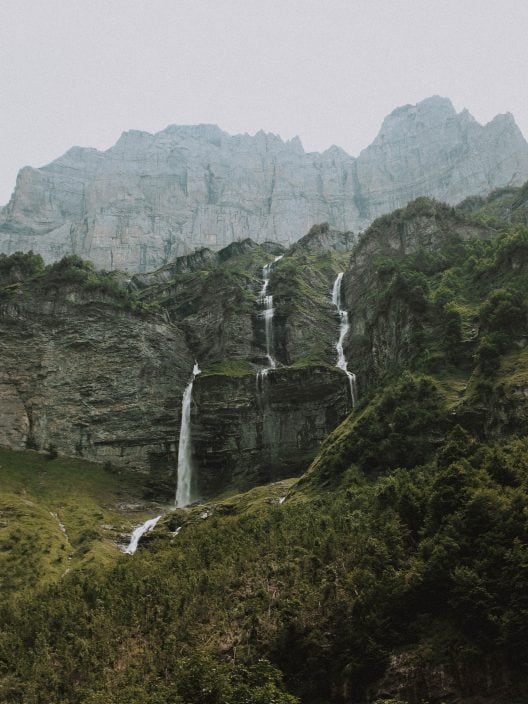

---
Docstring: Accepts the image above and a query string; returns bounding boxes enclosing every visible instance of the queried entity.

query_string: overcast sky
[1,0,527,203]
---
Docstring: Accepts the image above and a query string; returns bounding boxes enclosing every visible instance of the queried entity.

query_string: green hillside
[0,448,161,600]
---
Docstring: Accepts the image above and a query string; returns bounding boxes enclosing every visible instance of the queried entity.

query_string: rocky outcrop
[457,179,528,228]
[350,196,495,268]
[288,223,356,256]
[342,198,494,388]
[0,380,29,449]
[138,236,349,372]
[354,96,528,218]
[371,647,515,704]
[132,238,284,289]
[1,97,527,272]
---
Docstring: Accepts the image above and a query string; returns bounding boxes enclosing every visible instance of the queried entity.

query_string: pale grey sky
[1,0,527,203]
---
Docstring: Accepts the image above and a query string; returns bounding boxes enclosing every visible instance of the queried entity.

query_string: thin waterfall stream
[257,255,283,383]
[175,362,201,507]
[124,361,201,553]
[332,272,357,407]
[124,515,162,555]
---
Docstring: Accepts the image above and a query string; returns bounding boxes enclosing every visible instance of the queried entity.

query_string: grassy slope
[0,448,160,600]
[3,411,528,703]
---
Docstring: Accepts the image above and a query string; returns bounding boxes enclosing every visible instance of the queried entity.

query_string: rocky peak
[354,98,528,221]
[374,95,458,141]
[1,96,527,272]
[133,238,264,288]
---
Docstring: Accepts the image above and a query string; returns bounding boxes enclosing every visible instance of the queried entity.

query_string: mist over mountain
[1,96,527,272]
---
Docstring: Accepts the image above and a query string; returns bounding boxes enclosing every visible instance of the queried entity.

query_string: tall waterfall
[175,362,201,507]
[125,515,162,554]
[257,255,283,379]
[332,272,357,407]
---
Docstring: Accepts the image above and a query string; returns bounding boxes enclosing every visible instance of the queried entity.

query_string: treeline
[0,252,159,313]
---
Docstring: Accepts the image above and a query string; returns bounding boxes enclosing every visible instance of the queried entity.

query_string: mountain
[1,96,527,272]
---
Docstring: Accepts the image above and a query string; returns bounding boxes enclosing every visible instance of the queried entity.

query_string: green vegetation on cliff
[0,252,159,314]
[0,237,354,503]
[272,249,351,366]
[457,180,528,229]
[345,198,528,403]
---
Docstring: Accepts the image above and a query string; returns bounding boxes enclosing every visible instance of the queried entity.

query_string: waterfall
[257,255,283,381]
[332,272,357,407]
[175,362,201,508]
[125,515,162,554]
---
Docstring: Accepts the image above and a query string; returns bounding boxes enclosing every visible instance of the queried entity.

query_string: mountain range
[1,95,528,272]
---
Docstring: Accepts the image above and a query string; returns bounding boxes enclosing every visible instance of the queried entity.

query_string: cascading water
[332,272,357,407]
[175,362,201,508]
[257,255,283,381]
[124,515,162,555]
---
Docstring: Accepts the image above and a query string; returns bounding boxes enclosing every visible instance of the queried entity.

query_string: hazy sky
[1,0,527,203]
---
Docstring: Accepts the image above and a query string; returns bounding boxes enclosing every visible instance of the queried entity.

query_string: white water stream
[257,255,283,380]
[124,515,162,555]
[332,272,357,407]
[125,363,201,552]
[175,362,201,507]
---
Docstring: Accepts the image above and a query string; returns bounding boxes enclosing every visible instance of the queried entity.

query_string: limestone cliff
[193,366,349,497]
[0,285,193,473]
[1,97,527,272]
[354,96,528,217]
[0,236,353,499]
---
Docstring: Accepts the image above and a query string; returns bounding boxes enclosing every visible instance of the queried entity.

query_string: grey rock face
[192,366,350,497]
[0,127,357,272]
[354,97,528,217]
[1,97,527,272]
[288,223,356,256]
[0,290,194,472]
[0,237,354,499]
